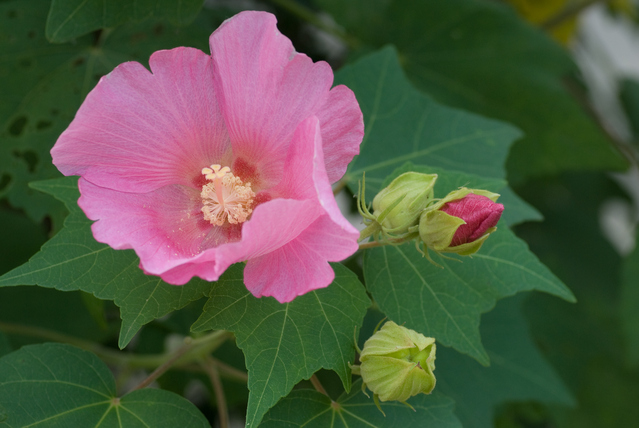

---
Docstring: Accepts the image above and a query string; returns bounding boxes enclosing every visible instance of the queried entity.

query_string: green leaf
[46,0,205,43]
[0,343,210,427]
[0,177,213,348]
[260,380,462,428]
[0,207,47,275]
[515,172,639,427]
[363,226,574,365]
[0,333,10,358]
[336,46,520,191]
[524,292,639,428]
[621,230,639,365]
[0,0,220,223]
[620,78,639,141]
[0,287,110,347]
[437,294,574,428]
[191,264,371,428]
[320,0,626,183]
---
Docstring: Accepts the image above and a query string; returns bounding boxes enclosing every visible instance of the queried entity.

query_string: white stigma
[201,164,255,226]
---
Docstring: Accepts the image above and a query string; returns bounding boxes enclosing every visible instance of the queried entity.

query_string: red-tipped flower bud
[419,188,504,255]
[441,193,504,247]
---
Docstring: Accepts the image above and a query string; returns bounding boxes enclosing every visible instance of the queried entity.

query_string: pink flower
[50,11,363,303]
[441,193,504,247]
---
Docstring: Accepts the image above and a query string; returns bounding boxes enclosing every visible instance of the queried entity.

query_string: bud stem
[332,178,348,196]
[358,241,384,250]
[358,238,408,250]
[358,223,381,242]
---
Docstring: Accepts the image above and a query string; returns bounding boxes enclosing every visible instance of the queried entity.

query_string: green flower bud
[372,172,437,234]
[359,321,436,402]
[419,188,503,256]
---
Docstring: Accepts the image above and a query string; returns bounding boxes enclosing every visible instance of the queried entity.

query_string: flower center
[201,164,255,226]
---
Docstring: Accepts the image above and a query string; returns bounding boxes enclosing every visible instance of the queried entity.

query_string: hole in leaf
[0,174,11,192]
[72,57,85,68]
[12,150,38,173]
[131,32,147,44]
[42,215,52,235]
[8,116,27,136]
[36,120,52,131]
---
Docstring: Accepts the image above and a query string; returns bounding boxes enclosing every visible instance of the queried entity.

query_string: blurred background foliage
[1,0,639,426]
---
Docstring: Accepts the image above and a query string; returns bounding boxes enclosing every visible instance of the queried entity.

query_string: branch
[132,330,231,390]
[202,356,230,428]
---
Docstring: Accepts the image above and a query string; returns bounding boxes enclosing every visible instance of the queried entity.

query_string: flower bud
[359,321,436,402]
[370,172,438,234]
[419,188,503,255]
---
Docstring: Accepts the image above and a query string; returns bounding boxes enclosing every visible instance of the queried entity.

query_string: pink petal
[244,214,359,302]
[209,11,335,187]
[159,116,330,284]
[316,85,364,183]
[52,47,229,193]
[77,178,216,275]
[243,116,359,302]
[157,117,358,298]
[442,194,504,246]
[157,198,321,285]
[222,115,359,264]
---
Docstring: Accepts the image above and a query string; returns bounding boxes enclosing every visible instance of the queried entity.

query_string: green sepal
[419,210,467,252]
[444,227,496,256]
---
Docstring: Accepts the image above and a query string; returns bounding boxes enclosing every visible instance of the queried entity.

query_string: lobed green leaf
[0,0,222,224]
[620,78,639,141]
[0,333,10,358]
[0,177,214,348]
[621,229,639,366]
[191,264,371,428]
[516,172,639,427]
[46,0,205,43]
[321,0,626,183]
[0,343,210,427]
[437,294,575,428]
[363,225,574,365]
[260,379,462,428]
[336,46,520,196]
